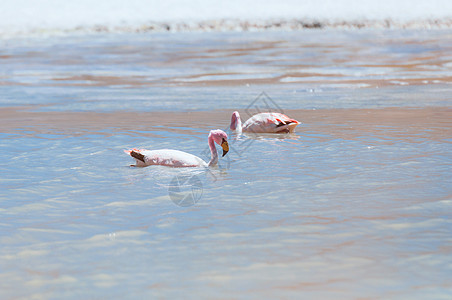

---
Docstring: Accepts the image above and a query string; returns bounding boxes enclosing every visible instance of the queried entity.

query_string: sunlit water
[0,30,451,299]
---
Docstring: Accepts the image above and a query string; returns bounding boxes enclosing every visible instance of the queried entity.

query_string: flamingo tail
[130,150,145,163]
[124,149,146,163]
[275,118,299,127]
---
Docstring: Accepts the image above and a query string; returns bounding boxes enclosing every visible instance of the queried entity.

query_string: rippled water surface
[1,30,451,299]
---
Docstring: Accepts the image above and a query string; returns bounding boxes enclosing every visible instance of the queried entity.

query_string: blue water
[1,30,451,299]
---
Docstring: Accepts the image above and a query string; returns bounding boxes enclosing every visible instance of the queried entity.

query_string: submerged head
[230,111,241,130]
[209,129,229,157]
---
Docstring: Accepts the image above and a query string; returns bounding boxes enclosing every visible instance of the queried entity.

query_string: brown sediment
[51,74,150,87]
[2,76,451,88]
[1,106,450,143]
[288,107,452,144]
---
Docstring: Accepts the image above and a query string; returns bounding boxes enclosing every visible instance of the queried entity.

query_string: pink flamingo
[230,111,300,134]
[124,129,229,167]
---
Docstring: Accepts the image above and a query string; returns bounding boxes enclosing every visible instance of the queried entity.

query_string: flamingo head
[209,129,229,157]
[230,111,241,130]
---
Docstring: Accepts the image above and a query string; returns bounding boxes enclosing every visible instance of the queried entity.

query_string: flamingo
[124,129,229,167]
[230,111,300,134]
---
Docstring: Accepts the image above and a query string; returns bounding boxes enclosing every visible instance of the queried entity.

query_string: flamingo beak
[221,138,229,157]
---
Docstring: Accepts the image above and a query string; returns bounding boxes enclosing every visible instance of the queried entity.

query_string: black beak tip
[222,150,228,157]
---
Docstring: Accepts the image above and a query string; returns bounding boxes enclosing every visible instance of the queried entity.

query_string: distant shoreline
[2,18,452,38]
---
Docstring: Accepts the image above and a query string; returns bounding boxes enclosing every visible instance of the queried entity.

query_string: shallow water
[0,30,451,299]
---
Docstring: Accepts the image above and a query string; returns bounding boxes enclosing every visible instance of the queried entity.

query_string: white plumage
[125,129,229,168]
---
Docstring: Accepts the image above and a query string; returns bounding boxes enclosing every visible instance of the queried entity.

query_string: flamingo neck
[236,117,242,134]
[231,113,242,134]
[207,134,218,167]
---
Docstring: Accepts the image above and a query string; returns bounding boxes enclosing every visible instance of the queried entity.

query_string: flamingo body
[230,111,300,134]
[124,149,208,167]
[125,129,229,168]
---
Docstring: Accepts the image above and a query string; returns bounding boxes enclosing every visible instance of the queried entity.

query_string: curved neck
[207,134,218,167]
[231,113,243,134]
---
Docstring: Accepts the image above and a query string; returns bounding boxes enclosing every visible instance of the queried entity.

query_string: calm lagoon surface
[0,30,451,299]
